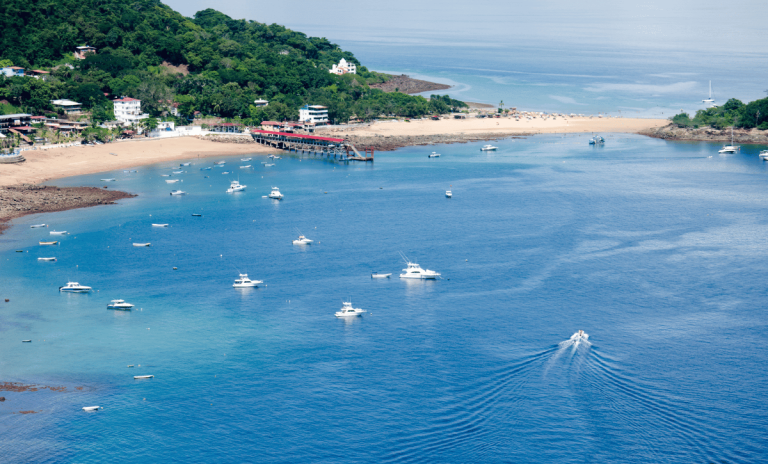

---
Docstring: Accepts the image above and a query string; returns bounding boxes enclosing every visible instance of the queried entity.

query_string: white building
[74,46,97,60]
[113,97,149,125]
[51,99,82,114]
[299,105,329,124]
[329,58,356,75]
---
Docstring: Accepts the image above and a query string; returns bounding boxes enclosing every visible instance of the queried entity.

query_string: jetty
[250,130,373,162]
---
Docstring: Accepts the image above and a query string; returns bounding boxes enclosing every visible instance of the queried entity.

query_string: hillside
[0,0,463,124]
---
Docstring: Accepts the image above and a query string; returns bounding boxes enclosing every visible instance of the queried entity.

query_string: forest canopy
[0,0,464,124]
[671,97,768,130]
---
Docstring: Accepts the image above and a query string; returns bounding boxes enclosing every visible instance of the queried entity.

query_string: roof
[31,70,50,74]
[8,66,24,70]
[216,122,242,126]
[251,130,343,143]
[51,99,81,106]
[114,97,140,102]
[11,126,33,130]
[260,121,281,126]
[0,113,32,119]
[254,99,269,103]
[30,116,45,119]
[303,105,327,109]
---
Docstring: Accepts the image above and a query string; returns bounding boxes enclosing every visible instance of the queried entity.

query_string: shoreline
[640,124,768,145]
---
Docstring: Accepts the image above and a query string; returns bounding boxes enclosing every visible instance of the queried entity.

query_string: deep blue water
[2,135,768,462]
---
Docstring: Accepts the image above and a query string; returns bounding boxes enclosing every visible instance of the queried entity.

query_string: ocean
[2,134,768,461]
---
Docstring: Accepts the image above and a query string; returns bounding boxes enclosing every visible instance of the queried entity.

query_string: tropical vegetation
[671,97,768,130]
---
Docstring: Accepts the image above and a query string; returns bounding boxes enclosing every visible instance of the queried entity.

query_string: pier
[250,130,373,162]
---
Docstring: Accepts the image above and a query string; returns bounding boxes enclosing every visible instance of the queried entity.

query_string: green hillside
[0,0,463,124]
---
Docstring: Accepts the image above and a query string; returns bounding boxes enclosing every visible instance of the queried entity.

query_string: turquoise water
[2,135,768,461]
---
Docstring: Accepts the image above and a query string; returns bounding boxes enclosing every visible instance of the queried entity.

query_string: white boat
[107,299,134,310]
[703,80,716,107]
[165,179,179,184]
[38,257,57,262]
[82,406,101,412]
[100,178,116,182]
[718,127,739,154]
[50,230,67,235]
[268,154,275,159]
[133,375,154,379]
[371,273,391,278]
[59,282,92,293]
[30,224,47,228]
[132,243,151,247]
[293,235,313,245]
[335,301,366,318]
[446,190,452,198]
[22,340,32,343]
[221,171,232,174]
[170,190,186,195]
[226,180,246,193]
[481,144,498,151]
[264,163,275,167]
[233,273,263,288]
[172,170,184,174]
[240,165,251,169]
[398,253,441,279]
[39,241,58,246]
[241,158,252,162]
[161,174,171,177]
[428,152,440,158]
[214,161,226,165]
[268,187,283,200]
[180,162,191,166]
[759,150,768,160]
[152,223,169,227]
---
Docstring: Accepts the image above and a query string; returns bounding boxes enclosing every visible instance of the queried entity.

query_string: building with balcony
[1,67,25,77]
[113,97,149,125]
[51,99,83,114]
[329,58,356,75]
[299,105,329,124]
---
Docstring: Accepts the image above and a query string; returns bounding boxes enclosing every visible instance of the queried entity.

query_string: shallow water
[1,134,767,462]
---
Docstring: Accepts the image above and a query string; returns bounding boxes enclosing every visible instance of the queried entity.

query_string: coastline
[640,124,768,145]
[369,74,451,94]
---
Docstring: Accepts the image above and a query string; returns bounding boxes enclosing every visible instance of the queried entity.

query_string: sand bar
[0,137,272,187]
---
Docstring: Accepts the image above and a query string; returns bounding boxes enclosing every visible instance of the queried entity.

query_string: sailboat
[718,126,739,154]
[703,81,716,108]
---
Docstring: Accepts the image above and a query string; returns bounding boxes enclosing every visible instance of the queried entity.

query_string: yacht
[759,150,768,160]
[165,179,180,184]
[50,230,67,235]
[398,254,441,279]
[233,273,263,288]
[589,135,605,145]
[428,152,440,158]
[39,241,58,245]
[335,301,366,318]
[293,235,313,245]
[38,257,57,262]
[718,127,739,154]
[170,190,186,195]
[59,282,92,293]
[703,80,716,107]
[226,180,246,193]
[132,242,151,247]
[480,145,498,151]
[268,187,283,199]
[446,190,452,198]
[107,299,134,310]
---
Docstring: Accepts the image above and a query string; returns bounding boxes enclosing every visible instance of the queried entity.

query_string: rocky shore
[640,124,768,144]
[369,74,451,95]
[343,132,531,151]
[0,185,136,235]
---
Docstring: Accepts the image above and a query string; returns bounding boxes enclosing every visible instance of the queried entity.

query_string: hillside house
[74,46,97,60]
[329,58,356,75]
[113,97,148,125]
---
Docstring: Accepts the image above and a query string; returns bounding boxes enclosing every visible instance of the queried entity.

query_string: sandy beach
[0,136,272,187]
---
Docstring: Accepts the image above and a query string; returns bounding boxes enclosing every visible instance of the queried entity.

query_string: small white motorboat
[264,163,275,167]
[50,230,67,235]
[59,282,92,293]
[268,154,275,159]
[38,257,57,262]
[481,144,498,151]
[180,162,191,166]
[82,406,101,412]
[268,187,283,200]
[293,235,313,245]
[241,158,252,162]
[100,178,116,182]
[233,273,263,288]
[133,243,151,247]
[240,165,251,169]
[202,167,212,171]
[30,224,47,228]
[39,241,58,246]
[133,375,154,379]
[214,161,226,165]
[759,150,768,160]
[107,299,134,310]
[428,152,440,158]
[371,273,391,278]
[192,213,202,217]
[226,180,246,193]
[335,301,366,318]
[446,190,452,198]
[170,190,186,196]
[161,174,171,177]
[165,179,180,184]
[152,224,169,227]
[172,170,184,174]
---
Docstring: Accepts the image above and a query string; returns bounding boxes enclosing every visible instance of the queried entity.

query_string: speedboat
[428,152,440,158]
[30,224,47,228]
[371,273,391,278]
[240,165,251,169]
[589,136,605,145]
[172,170,184,174]
[165,179,179,184]
[39,241,58,246]
[50,230,67,235]
[293,235,313,245]
[132,243,151,247]
[335,301,366,317]
[446,190,452,198]
[400,261,441,279]
[180,162,190,166]
[107,299,134,310]
[481,145,498,151]
[268,187,283,200]
[170,190,186,195]
[241,158,252,162]
[572,330,589,341]
[226,180,246,193]
[59,282,92,293]
[134,375,154,379]
[82,406,101,412]
[38,257,57,262]
[152,223,169,227]
[233,273,263,288]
